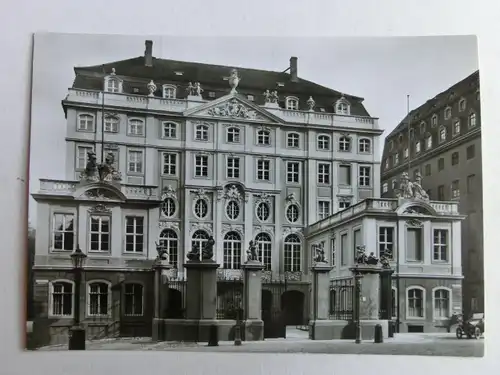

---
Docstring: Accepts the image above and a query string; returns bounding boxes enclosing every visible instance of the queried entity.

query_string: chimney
[290,56,298,82]
[144,40,153,67]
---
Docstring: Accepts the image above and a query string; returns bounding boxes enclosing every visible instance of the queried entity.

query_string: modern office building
[380,71,482,315]
[31,40,383,344]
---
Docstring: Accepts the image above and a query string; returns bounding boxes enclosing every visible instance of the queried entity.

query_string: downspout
[396,217,401,333]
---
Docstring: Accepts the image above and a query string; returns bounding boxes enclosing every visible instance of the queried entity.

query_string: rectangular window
[330,237,336,267]
[162,153,177,175]
[467,174,475,194]
[125,217,144,253]
[51,282,73,316]
[451,152,459,166]
[124,284,144,316]
[382,183,388,193]
[104,116,119,133]
[127,150,143,174]
[318,163,331,184]
[408,289,424,318]
[415,141,421,153]
[340,233,348,266]
[353,229,362,260]
[257,159,270,181]
[318,201,331,220]
[451,180,460,199]
[128,119,145,136]
[162,123,177,138]
[379,227,394,259]
[89,216,110,252]
[466,145,475,160]
[433,229,448,261]
[424,164,431,176]
[359,166,371,187]
[403,148,408,159]
[76,145,94,170]
[438,185,445,200]
[195,155,209,177]
[227,157,240,179]
[406,228,422,261]
[438,158,444,171]
[52,213,75,251]
[338,165,351,185]
[89,283,109,316]
[287,161,300,183]
[434,289,450,318]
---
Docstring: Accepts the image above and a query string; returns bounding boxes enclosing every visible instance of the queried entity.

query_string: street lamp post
[68,247,87,350]
[353,270,363,344]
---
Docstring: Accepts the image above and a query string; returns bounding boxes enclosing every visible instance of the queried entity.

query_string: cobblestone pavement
[37,333,484,357]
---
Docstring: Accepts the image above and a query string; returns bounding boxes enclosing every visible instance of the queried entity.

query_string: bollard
[207,324,219,347]
[234,323,242,346]
[374,324,383,344]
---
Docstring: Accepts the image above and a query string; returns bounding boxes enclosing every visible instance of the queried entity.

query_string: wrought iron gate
[329,278,354,320]
[262,273,288,339]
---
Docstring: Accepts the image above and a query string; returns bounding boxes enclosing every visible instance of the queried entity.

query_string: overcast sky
[29,33,478,225]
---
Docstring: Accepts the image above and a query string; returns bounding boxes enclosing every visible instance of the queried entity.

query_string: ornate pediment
[88,203,111,214]
[217,184,246,202]
[283,227,302,237]
[186,94,282,123]
[405,219,423,228]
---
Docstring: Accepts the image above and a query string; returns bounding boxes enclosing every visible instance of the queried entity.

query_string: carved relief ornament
[88,203,111,214]
[158,221,180,232]
[207,99,258,119]
[217,184,247,202]
[222,223,244,236]
[190,222,213,235]
[190,188,209,201]
[283,227,302,237]
[253,225,274,237]
[254,192,273,204]
[405,219,423,228]
[161,185,177,200]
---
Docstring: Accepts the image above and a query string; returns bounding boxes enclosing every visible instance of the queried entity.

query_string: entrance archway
[281,290,305,326]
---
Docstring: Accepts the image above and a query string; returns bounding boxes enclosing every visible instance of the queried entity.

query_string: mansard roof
[72,56,372,117]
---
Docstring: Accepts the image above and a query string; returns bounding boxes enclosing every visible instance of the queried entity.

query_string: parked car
[456,313,484,339]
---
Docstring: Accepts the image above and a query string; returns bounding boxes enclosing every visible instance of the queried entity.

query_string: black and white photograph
[25,32,484,357]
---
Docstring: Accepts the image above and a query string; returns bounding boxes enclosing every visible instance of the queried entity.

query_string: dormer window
[162,85,176,99]
[247,95,254,101]
[286,97,299,110]
[208,91,216,98]
[335,98,350,115]
[106,78,119,93]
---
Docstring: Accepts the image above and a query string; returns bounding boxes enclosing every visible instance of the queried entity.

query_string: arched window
[406,286,425,319]
[123,283,144,316]
[104,116,119,133]
[286,204,300,223]
[317,135,330,150]
[287,132,300,148]
[223,232,242,269]
[284,234,301,272]
[256,202,270,222]
[286,97,299,110]
[255,233,272,271]
[458,98,466,112]
[161,197,176,218]
[49,280,73,317]
[444,107,452,120]
[226,200,240,220]
[339,136,351,152]
[162,84,176,99]
[358,138,371,153]
[195,124,209,141]
[194,199,208,219]
[78,114,95,132]
[257,129,271,145]
[426,135,433,149]
[106,78,119,93]
[431,114,438,127]
[226,127,240,143]
[191,230,209,260]
[88,281,110,316]
[433,288,451,319]
[159,229,178,267]
[335,100,350,115]
[128,118,145,136]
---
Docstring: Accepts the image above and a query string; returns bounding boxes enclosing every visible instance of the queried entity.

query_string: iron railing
[329,278,354,320]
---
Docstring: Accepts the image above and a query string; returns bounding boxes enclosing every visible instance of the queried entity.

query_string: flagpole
[101,65,106,164]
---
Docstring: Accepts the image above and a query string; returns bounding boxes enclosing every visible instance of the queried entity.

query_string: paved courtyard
[36,327,484,357]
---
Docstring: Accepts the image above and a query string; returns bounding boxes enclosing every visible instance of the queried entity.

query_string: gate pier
[242,260,264,341]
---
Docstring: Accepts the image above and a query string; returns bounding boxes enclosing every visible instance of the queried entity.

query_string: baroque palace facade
[380,71,482,315]
[31,40,382,343]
